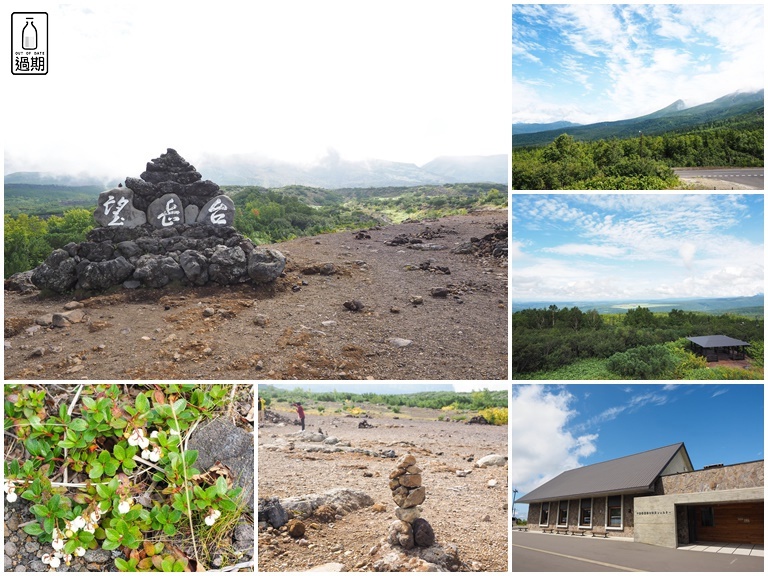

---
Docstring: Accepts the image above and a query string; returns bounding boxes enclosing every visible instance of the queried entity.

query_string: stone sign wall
[32,149,284,293]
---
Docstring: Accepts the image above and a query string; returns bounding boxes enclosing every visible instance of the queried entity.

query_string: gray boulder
[78,241,114,262]
[147,193,184,229]
[94,188,147,228]
[76,257,134,291]
[208,246,247,285]
[31,249,78,293]
[247,248,286,283]
[179,250,209,285]
[132,255,184,288]
[197,195,235,226]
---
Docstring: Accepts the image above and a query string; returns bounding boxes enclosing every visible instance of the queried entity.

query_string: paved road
[512,532,763,572]
[673,167,763,189]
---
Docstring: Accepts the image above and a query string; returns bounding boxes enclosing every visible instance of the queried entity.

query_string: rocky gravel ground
[257,403,509,571]
[5,211,508,380]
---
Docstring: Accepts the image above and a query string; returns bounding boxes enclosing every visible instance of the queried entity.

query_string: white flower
[42,553,53,565]
[148,446,162,462]
[62,553,73,566]
[51,538,65,551]
[169,428,181,437]
[150,430,159,439]
[74,547,86,557]
[118,498,132,514]
[83,521,97,534]
[72,515,87,530]
[128,428,149,450]
[3,479,15,494]
[89,509,101,524]
[6,491,17,503]
[48,555,61,568]
[204,508,222,526]
[52,528,64,541]
[141,448,151,460]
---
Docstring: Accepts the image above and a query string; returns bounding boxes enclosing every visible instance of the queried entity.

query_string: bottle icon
[22,18,37,50]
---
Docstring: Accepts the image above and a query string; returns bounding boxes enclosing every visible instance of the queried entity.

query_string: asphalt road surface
[674,167,764,189]
[512,532,763,572]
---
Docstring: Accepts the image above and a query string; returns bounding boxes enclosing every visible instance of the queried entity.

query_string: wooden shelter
[686,335,749,362]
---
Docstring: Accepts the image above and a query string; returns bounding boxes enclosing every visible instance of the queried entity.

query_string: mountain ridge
[513,89,764,147]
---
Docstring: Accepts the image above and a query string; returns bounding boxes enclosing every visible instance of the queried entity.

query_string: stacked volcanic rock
[387,454,435,550]
[31,149,286,293]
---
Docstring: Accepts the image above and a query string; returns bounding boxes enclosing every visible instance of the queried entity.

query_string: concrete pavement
[512,531,764,572]
[673,167,763,189]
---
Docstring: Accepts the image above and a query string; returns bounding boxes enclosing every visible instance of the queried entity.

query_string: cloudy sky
[512,3,764,124]
[512,384,764,518]
[5,0,509,180]
[512,194,764,302]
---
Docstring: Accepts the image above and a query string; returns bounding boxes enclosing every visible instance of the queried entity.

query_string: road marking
[513,543,646,572]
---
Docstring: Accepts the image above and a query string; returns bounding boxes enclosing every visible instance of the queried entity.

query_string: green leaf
[23,522,44,536]
[102,538,121,551]
[79,531,95,543]
[95,483,110,499]
[154,542,164,554]
[172,398,187,414]
[58,439,76,449]
[114,558,131,572]
[169,509,182,523]
[105,528,120,542]
[30,504,49,517]
[20,489,36,501]
[69,418,88,432]
[172,561,185,572]
[89,462,103,479]
[104,461,119,476]
[122,458,137,471]
[42,517,55,534]
[49,494,61,510]
[219,498,236,511]
[111,418,128,429]
[184,449,198,468]
[82,396,97,410]
[64,539,78,554]
[98,450,111,464]
[163,523,177,536]
[113,444,125,460]
[161,557,175,572]
[135,393,150,413]
[215,475,228,496]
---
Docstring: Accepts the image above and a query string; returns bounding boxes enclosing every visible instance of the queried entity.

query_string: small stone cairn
[387,454,435,550]
[31,149,286,293]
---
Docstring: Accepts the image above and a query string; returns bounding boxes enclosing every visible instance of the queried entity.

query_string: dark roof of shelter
[687,335,749,348]
[517,443,690,503]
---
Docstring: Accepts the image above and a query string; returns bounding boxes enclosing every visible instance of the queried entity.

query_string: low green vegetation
[512,116,764,189]
[258,386,508,424]
[4,184,101,217]
[4,384,247,571]
[513,305,764,380]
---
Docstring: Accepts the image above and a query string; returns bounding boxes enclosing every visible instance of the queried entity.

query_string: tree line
[512,118,763,189]
[512,305,764,377]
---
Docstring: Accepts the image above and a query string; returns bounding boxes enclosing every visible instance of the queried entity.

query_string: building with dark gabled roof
[686,335,750,362]
[518,442,763,548]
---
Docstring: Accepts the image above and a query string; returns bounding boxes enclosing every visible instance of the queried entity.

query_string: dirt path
[4,211,508,380]
[258,404,508,572]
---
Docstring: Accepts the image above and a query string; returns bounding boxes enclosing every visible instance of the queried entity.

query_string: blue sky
[512,4,764,124]
[512,194,764,302]
[511,384,764,518]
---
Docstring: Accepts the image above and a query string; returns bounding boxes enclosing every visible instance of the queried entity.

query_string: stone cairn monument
[32,149,286,293]
[387,454,435,549]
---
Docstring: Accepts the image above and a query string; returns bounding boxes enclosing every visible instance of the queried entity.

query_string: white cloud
[512,385,598,497]
[543,244,626,258]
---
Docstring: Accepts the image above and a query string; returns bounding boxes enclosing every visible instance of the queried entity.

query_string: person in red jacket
[292,402,305,431]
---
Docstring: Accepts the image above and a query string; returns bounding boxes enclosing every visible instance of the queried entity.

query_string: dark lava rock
[258,497,288,528]
[412,518,436,547]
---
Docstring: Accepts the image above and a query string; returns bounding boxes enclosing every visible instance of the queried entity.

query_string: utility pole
[512,488,519,524]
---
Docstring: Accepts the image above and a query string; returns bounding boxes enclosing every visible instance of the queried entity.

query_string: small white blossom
[62,553,73,566]
[70,515,87,531]
[42,553,53,565]
[51,538,65,551]
[128,428,150,449]
[83,521,97,534]
[204,508,222,526]
[52,528,64,541]
[90,508,102,523]
[141,448,151,460]
[118,498,132,514]
[74,546,86,557]
[150,430,159,439]
[48,555,61,568]
[3,479,16,494]
[148,446,162,462]
[6,491,17,503]
[169,428,181,437]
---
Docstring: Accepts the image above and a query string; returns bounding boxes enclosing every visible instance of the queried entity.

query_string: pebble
[487,479,498,488]
[4,554,12,570]
[388,338,412,348]
[24,541,39,553]
[203,308,215,317]
[6,516,18,531]
[14,564,27,572]
[83,548,111,563]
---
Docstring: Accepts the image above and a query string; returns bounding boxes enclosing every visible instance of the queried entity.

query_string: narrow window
[579,498,592,527]
[607,495,622,528]
[539,502,550,526]
[558,500,568,525]
[701,506,714,527]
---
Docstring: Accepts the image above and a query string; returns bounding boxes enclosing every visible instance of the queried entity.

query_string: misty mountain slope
[512,89,764,147]
[512,121,581,135]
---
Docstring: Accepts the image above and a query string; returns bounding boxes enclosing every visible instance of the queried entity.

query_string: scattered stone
[307,562,346,572]
[343,299,364,312]
[395,505,421,523]
[258,498,289,529]
[388,338,412,348]
[389,307,400,313]
[202,307,215,317]
[475,454,508,468]
[302,263,337,275]
[430,287,449,298]
[254,314,269,327]
[412,518,436,547]
[387,520,415,550]
[371,503,387,513]
[287,519,306,538]
[409,295,423,306]
[487,479,498,488]
[63,301,83,310]
[83,548,111,563]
